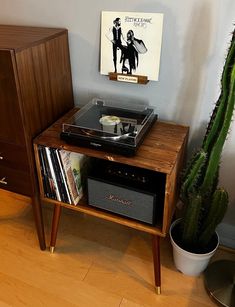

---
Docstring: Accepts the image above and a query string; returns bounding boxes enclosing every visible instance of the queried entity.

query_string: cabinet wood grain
[0,25,74,250]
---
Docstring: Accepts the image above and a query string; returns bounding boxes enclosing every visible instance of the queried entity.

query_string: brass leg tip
[156,286,161,295]
[50,246,55,253]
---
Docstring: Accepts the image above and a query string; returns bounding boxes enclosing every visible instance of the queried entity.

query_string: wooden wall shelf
[109,72,149,84]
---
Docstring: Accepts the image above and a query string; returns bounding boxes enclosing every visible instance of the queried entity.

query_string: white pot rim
[169,219,219,257]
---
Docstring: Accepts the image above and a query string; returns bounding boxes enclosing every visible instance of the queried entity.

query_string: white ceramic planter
[169,219,219,276]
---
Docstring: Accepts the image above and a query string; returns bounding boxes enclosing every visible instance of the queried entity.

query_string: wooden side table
[34,108,189,293]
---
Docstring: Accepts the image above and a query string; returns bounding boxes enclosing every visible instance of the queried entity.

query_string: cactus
[179,28,235,252]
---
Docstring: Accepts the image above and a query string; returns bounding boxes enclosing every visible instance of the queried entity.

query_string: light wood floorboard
[0,189,234,306]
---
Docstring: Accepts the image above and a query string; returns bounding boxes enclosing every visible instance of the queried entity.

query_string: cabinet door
[0,50,25,145]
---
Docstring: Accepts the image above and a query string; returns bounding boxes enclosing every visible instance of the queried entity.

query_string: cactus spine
[179,29,235,251]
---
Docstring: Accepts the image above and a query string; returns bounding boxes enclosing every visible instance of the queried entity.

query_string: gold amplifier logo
[106,194,132,206]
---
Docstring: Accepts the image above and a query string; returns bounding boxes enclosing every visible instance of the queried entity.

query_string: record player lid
[62,98,157,146]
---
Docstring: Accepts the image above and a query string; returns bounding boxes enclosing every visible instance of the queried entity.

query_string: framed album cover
[100,11,164,81]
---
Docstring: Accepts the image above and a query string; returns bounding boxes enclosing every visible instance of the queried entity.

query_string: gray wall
[1,0,234,247]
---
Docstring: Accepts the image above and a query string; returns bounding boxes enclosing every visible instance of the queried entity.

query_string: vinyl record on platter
[81,128,132,141]
[204,260,235,307]
[81,129,102,137]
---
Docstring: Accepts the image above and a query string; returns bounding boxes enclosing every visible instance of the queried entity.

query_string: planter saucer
[204,260,235,307]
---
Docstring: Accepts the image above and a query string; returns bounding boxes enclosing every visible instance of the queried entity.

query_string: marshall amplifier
[87,159,165,225]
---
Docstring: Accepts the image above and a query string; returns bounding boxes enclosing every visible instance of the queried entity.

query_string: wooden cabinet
[0,25,74,250]
[33,108,189,292]
[0,50,25,144]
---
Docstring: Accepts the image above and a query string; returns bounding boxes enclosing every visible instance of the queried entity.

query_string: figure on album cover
[106,17,147,75]
[120,29,147,75]
[106,17,125,73]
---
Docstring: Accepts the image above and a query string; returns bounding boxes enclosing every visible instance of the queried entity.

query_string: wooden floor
[0,190,234,307]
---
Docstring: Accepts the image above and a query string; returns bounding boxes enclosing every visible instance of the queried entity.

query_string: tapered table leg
[152,235,161,294]
[50,204,62,253]
[31,196,46,250]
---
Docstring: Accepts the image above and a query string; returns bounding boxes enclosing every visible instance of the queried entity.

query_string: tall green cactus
[179,28,235,251]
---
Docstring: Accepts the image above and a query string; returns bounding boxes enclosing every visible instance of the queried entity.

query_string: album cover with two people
[100,11,164,81]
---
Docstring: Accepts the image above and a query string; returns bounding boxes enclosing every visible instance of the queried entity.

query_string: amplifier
[87,160,165,225]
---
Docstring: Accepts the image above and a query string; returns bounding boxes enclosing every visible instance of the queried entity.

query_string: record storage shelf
[33,107,189,293]
[34,107,189,236]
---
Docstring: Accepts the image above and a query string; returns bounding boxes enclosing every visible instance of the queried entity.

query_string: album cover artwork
[100,11,164,81]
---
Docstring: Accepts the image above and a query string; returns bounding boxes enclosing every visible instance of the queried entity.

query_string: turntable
[60,98,158,156]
